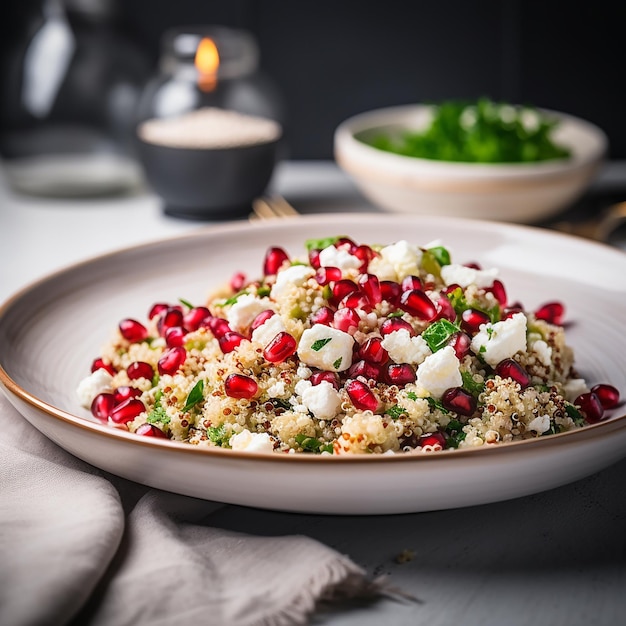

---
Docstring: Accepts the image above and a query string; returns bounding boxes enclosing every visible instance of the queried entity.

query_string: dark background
[2,0,625,161]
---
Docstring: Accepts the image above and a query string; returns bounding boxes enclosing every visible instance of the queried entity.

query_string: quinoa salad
[77,236,620,455]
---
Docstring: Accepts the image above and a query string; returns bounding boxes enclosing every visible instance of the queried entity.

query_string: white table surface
[1,158,626,625]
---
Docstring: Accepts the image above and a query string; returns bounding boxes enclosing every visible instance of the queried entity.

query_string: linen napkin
[0,392,381,626]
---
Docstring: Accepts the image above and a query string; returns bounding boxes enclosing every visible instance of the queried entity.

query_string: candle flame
[195,37,219,91]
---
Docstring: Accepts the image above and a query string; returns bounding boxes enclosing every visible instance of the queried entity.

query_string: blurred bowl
[136,108,282,220]
[334,104,608,223]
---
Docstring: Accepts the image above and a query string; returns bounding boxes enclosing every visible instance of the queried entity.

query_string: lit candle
[195,37,219,92]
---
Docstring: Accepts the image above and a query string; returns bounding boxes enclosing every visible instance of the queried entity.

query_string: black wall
[3,0,625,161]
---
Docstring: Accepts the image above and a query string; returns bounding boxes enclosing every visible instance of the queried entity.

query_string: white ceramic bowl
[1,215,625,515]
[334,104,608,223]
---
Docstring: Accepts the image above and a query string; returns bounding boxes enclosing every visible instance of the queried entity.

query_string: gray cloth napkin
[0,393,379,626]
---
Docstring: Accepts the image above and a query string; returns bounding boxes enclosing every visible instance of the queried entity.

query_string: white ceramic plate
[1,214,625,515]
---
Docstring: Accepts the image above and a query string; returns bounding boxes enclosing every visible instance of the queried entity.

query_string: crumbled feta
[76,368,114,408]
[251,313,285,347]
[270,264,315,300]
[416,346,462,398]
[318,245,361,270]
[266,381,286,398]
[376,240,422,281]
[381,329,432,365]
[527,414,551,434]
[532,339,552,367]
[563,378,588,402]
[229,429,275,453]
[227,294,273,332]
[297,324,354,372]
[440,263,498,288]
[295,379,341,420]
[470,312,527,367]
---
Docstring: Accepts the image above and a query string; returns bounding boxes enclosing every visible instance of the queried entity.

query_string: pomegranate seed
[380,317,415,336]
[113,386,142,404]
[353,244,375,272]
[157,346,187,376]
[316,266,342,285]
[399,289,437,321]
[359,274,382,305]
[308,248,321,269]
[502,305,524,320]
[183,306,211,332]
[148,303,169,319]
[442,387,476,416]
[534,301,565,325]
[348,359,382,380]
[119,318,148,343]
[419,432,446,449]
[591,383,620,409]
[380,280,401,305]
[385,363,416,386]
[465,262,481,270]
[443,283,462,296]
[435,296,456,322]
[401,275,422,292]
[91,357,116,376]
[263,246,289,275]
[203,316,231,339]
[334,237,357,252]
[109,398,145,424]
[357,337,388,364]
[332,279,359,302]
[496,359,530,388]
[230,271,247,292]
[460,309,490,334]
[157,307,185,336]
[447,332,471,360]
[488,279,507,306]
[263,332,297,363]
[340,291,372,312]
[250,309,275,332]
[219,331,246,353]
[127,361,154,381]
[332,308,361,333]
[310,370,340,389]
[224,373,258,399]
[165,326,186,347]
[345,379,379,412]
[575,392,605,424]
[91,393,116,421]
[135,423,168,438]
[309,306,334,326]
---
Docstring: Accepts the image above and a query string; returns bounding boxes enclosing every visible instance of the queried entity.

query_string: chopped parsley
[295,433,333,454]
[219,290,249,307]
[385,405,407,420]
[207,424,229,446]
[305,236,344,251]
[407,391,418,401]
[333,357,343,369]
[146,392,170,425]
[565,402,586,426]
[182,379,204,412]
[426,397,449,414]
[461,371,485,397]
[427,246,451,267]
[179,298,195,309]
[311,337,332,351]
[422,319,460,352]
[444,419,467,448]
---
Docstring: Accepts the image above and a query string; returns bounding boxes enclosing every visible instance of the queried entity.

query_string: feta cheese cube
[76,368,114,408]
[440,263,498,288]
[470,312,527,367]
[563,378,588,402]
[416,346,462,398]
[297,324,354,372]
[229,429,275,453]
[318,245,361,270]
[270,265,315,300]
[227,294,274,332]
[381,329,432,365]
[531,339,552,367]
[376,240,422,281]
[251,313,285,348]
[295,379,341,420]
[527,414,551,434]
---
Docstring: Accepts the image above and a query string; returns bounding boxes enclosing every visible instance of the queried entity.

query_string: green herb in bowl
[366,98,572,164]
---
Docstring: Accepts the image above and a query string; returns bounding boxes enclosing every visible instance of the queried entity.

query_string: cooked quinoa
[77,235,620,454]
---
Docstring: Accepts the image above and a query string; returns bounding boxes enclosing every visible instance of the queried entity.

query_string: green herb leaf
[305,236,344,252]
[427,246,451,267]
[422,319,460,352]
[461,371,485,397]
[146,403,170,425]
[295,433,333,454]
[207,424,229,446]
[256,285,271,297]
[179,298,195,309]
[407,391,418,401]
[219,290,249,307]
[426,396,450,414]
[183,379,204,412]
[333,357,343,369]
[311,337,332,351]
[565,402,586,425]
[385,405,407,420]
